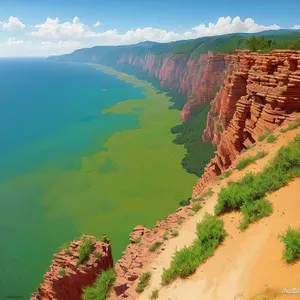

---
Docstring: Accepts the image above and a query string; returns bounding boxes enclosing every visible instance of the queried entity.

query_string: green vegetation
[171,230,179,238]
[218,170,233,180]
[215,135,300,230]
[217,123,223,133]
[149,242,163,252]
[94,252,102,259]
[161,213,227,285]
[202,188,214,198]
[150,289,159,299]
[236,151,267,171]
[59,269,66,277]
[258,131,271,142]
[266,134,277,143]
[134,237,142,244]
[179,198,191,206]
[163,231,169,240]
[177,219,183,225]
[135,272,152,293]
[191,203,202,213]
[82,269,116,300]
[171,104,216,176]
[60,241,71,255]
[280,119,300,133]
[278,226,300,263]
[78,237,93,266]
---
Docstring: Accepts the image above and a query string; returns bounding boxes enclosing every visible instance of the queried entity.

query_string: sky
[0,0,299,57]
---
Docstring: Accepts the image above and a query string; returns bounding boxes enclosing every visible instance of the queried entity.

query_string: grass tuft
[136,272,152,293]
[94,252,102,259]
[171,230,179,238]
[191,203,202,213]
[78,237,93,266]
[280,119,300,133]
[236,151,267,171]
[215,135,300,229]
[149,242,163,252]
[258,131,271,142]
[150,289,159,299]
[59,269,66,277]
[82,269,116,300]
[161,213,227,285]
[134,237,142,244]
[218,170,232,180]
[266,133,277,143]
[278,226,300,263]
[60,241,71,255]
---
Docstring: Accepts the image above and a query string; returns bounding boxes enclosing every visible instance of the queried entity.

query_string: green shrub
[136,272,152,293]
[150,289,159,299]
[215,136,300,229]
[266,133,277,143]
[239,198,273,230]
[59,269,66,277]
[202,188,214,198]
[179,198,191,206]
[161,213,227,285]
[171,230,179,238]
[177,219,183,225]
[149,242,163,252]
[191,203,202,213]
[217,123,223,132]
[236,151,267,171]
[163,231,169,240]
[218,170,232,180]
[258,131,271,142]
[82,269,116,300]
[278,226,300,263]
[134,237,142,244]
[94,252,102,259]
[78,237,93,265]
[280,119,300,133]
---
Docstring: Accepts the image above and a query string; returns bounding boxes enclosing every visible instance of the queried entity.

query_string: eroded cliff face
[193,50,300,198]
[117,51,227,121]
[31,235,113,300]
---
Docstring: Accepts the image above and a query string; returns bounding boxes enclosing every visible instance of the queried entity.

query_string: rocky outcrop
[193,50,300,198]
[108,205,196,299]
[117,51,227,121]
[31,235,113,300]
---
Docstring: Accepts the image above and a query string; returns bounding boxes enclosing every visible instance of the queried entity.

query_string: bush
[78,237,93,265]
[59,269,66,277]
[215,136,300,229]
[191,203,202,213]
[218,170,232,180]
[163,231,169,240]
[161,213,227,285]
[134,237,142,244]
[279,226,300,263]
[258,131,271,142]
[177,219,183,225]
[266,133,277,143]
[150,289,159,299]
[179,198,191,207]
[82,269,116,300]
[135,272,152,293]
[280,119,300,133]
[94,252,102,259]
[149,242,163,252]
[202,188,214,198]
[171,230,179,238]
[236,151,267,171]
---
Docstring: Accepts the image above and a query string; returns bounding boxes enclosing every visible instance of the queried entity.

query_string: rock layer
[193,50,300,198]
[31,235,113,300]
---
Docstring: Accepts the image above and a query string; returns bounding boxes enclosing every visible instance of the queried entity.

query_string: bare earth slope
[138,127,300,300]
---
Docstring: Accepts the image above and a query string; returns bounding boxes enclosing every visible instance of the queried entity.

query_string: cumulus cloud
[292,25,300,30]
[93,21,101,28]
[30,16,100,38]
[29,15,281,44]
[2,16,25,30]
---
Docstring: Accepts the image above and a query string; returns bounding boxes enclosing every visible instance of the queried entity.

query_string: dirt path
[138,128,300,300]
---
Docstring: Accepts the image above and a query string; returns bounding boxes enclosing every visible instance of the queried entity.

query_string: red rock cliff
[193,50,300,198]
[31,235,113,300]
[117,51,227,121]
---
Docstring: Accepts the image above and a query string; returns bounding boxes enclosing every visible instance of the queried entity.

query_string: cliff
[193,49,300,197]
[31,235,113,300]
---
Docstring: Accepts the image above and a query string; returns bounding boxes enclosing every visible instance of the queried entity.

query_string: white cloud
[94,21,101,28]
[293,25,300,30]
[2,16,25,31]
[5,37,25,45]
[30,16,99,38]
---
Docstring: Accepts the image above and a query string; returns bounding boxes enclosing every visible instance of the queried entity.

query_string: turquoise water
[0,58,145,298]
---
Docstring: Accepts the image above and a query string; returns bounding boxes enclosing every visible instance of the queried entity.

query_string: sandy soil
[138,127,300,300]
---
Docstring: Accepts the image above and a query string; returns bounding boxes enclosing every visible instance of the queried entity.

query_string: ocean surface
[0,58,196,299]
[0,58,145,298]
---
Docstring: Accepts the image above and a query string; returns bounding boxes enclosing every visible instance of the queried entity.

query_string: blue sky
[0,0,299,56]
